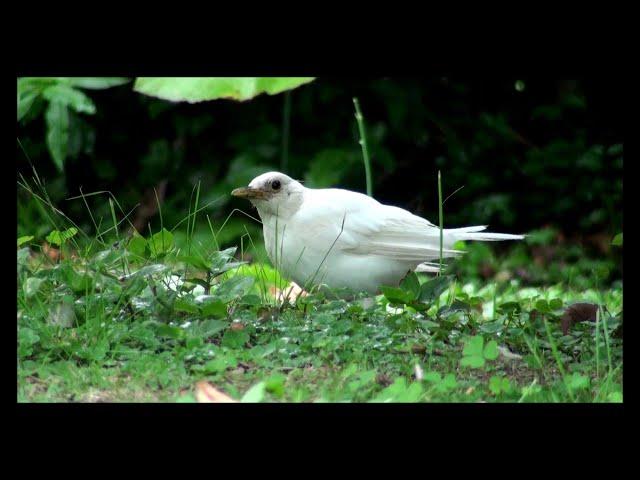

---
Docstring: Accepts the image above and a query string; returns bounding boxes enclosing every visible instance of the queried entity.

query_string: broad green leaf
[201,354,237,374]
[176,254,211,271]
[381,286,413,305]
[460,356,485,368]
[568,373,590,391]
[175,394,197,403]
[134,77,315,103]
[423,372,442,383]
[186,336,204,349]
[17,89,39,122]
[549,298,563,310]
[17,236,34,247]
[498,301,521,313]
[156,324,185,339]
[419,275,453,304]
[42,84,96,114]
[128,263,169,279]
[438,374,458,392]
[209,247,247,277]
[45,101,70,172]
[19,327,40,358]
[127,234,148,257]
[403,382,423,402]
[372,377,408,402]
[174,298,199,314]
[215,275,255,300]
[17,247,31,267]
[248,342,277,359]
[241,381,266,403]
[46,227,78,246]
[535,299,550,313]
[200,300,228,318]
[240,294,261,306]
[24,277,44,298]
[192,319,227,337]
[265,374,286,398]
[400,271,421,300]
[438,300,471,318]
[149,228,174,256]
[612,233,622,246]
[483,340,499,360]
[66,77,130,89]
[489,376,508,395]
[19,327,39,346]
[462,336,484,357]
[47,302,76,328]
[17,77,56,122]
[479,321,503,334]
[62,267,94,294]
[608,391,623,403]
[221,328,249,349]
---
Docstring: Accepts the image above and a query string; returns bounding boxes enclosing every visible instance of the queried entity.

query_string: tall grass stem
[353,98,373,197]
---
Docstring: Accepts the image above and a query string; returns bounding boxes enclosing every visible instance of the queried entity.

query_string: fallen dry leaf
[42,242,60,262]
[230,321,245,331]
[561,303,599,335]
[194,381,237,403]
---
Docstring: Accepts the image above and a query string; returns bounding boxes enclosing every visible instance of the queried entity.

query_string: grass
[17,182,623,403]
[353,98,373,197]
[17,214,622,402]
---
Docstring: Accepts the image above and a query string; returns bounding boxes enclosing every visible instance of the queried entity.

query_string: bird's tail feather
[414,226,524,275]
[446,225,525,242]
[415,262,444,273]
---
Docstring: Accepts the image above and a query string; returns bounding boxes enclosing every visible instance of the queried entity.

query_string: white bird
[232,172,524,296]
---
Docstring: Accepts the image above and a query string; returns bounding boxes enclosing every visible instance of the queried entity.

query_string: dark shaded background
[17,78,623,255]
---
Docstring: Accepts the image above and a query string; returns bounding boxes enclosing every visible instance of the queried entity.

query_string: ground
[17,224,623,403]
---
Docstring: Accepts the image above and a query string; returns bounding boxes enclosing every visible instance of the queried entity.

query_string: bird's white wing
[294,188,462,263]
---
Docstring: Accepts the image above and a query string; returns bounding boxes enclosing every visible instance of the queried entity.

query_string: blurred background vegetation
[17,77,623,286]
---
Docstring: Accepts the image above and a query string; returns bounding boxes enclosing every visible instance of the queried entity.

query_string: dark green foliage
[18,78,622,249]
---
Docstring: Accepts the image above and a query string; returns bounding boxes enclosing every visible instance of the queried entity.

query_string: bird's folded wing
[343,206,463,261]
[295,190,462,263]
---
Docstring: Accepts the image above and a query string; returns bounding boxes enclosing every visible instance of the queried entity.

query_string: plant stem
[438,170,444,276]
[353,98,373,197]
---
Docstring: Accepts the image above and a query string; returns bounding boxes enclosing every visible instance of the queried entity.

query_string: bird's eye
[271,180,281,191]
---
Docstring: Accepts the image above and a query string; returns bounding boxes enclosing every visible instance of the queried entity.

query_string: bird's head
[231,171,305,217]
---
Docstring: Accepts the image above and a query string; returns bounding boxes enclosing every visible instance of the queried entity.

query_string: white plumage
[232,172,524,295]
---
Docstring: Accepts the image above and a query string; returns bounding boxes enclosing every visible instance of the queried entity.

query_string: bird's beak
[231,186,271,200]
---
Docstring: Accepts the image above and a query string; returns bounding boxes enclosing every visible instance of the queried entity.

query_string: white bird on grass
[232,172,524,296]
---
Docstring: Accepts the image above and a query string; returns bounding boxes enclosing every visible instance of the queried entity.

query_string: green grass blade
[353,98,373,197]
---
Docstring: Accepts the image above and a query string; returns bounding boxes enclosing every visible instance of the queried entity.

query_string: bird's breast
[261,215,416,294]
